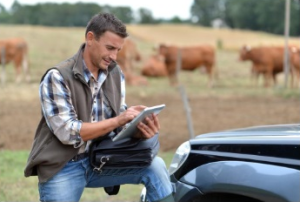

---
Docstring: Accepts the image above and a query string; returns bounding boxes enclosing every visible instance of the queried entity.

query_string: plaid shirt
[39,61,127,153]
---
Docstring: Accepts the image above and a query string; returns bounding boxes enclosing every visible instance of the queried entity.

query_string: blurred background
[0,0,299,201]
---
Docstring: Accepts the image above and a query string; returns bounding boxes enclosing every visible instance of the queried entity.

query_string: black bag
[89,134,160,173]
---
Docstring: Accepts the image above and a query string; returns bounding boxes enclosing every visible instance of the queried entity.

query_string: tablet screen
[112,104,166,141]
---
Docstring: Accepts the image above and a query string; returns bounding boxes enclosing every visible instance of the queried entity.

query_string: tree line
[191,0,300,36]
[0,0,299,36]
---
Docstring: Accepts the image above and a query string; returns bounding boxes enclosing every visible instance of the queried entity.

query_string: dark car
[141,124,300,202]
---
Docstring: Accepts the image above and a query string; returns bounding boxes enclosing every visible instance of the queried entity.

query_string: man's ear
[86,31,94,46]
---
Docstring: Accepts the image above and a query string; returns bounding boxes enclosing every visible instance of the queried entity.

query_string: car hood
[193,124,300,145]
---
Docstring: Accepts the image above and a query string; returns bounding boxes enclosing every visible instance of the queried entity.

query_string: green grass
[0,150,175,201]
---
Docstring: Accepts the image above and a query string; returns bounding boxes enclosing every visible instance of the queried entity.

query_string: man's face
[87,31,125,70]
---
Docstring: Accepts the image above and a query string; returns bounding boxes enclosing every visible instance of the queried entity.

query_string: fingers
[131,105,147,112]
[151,114,160,130]
[137,114,160,139]
[117,107,141,126]
[144,116,159,133]
[137,122,154,139]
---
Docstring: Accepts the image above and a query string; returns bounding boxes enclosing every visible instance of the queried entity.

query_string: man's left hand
[134,113,160,139]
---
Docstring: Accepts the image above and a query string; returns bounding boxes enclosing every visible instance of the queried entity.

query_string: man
[24,13,174,202]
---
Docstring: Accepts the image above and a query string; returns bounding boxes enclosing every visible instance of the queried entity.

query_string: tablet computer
[112,104,166,142]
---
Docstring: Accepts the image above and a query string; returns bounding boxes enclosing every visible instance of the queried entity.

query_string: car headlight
[169,141,191,175]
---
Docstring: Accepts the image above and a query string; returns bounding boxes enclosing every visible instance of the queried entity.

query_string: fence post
[176,48,195,139]
[284,0,291,88]
[178,84,195,139]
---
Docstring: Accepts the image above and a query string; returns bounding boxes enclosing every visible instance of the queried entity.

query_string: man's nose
[110,51,118,61]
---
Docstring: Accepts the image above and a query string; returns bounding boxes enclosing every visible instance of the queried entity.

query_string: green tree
[0,3,6,13]
[103,6,134,24]
[191,0,225,26]
[224,0,260,30]
[290,0,300,36]
[0,3,11,24]
[225,0,300,36]
[10,2,32,24]
[168,16,183,24]
[138,8,156,24]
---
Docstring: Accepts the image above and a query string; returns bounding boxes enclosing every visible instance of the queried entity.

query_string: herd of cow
[1,37,300,88]
[141,40,300,88]
[114,37,300,88]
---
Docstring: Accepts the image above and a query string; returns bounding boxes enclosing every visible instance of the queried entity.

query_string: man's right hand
[117,105,147,126]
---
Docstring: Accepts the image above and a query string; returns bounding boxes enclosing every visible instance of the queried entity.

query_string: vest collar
[72,43,118,80]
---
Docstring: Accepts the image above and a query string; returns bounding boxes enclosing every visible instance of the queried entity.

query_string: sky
[2,0,194,19]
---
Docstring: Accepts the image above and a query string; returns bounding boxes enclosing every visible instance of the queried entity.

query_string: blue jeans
[38,156,173,202]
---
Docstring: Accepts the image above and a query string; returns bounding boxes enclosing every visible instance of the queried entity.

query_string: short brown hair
[85,13,128,40]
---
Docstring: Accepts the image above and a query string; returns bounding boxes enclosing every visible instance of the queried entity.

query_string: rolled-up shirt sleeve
[39,69,84,148]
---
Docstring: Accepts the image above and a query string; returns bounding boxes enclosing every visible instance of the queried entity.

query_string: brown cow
[0,38,30,83]
[141,54,168,77]
[239,45,294,88]
[291,46,300,88]
[116,38,147,85]
[158,44,216,87]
